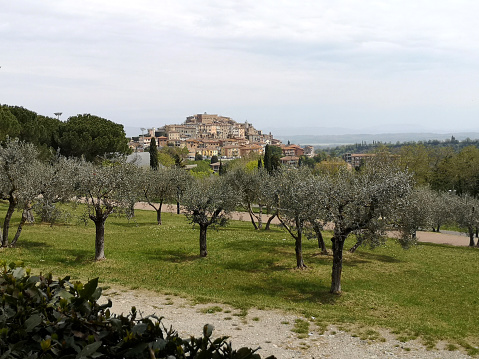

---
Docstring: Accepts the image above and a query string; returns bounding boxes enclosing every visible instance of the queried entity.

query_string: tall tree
[0,106,21,141]
[58,114,130,162]
[149,137,159,170]
[183,176,238,257]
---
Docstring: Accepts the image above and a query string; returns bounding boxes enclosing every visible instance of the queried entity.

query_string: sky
[2,1,479,136]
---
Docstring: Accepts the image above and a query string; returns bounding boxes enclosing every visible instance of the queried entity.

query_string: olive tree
[305,176,330,255]
[170,167,193,214]
[451,193,479,247]
[319,163,413,294]
[182,176,238,257]
[141,167,177,225]
[75,159,139,260]
[275,168,316,269]
[0,140,45,247]
[227,167,270,230]
[391,187,435,244]
[429,190,455,233]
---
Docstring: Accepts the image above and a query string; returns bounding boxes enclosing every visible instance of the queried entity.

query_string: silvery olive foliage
[32,155,83,224]
[450,193,479,247]
[169,166,194,215]
[226,167,270,230]
[74,159,140,260]
[140,167,179,225]
[0,139,46,247]
[429,190,456,233]
[275,167,316,269]
[183,176,239,257]
[392,187,458,245]
[319,162,413,294]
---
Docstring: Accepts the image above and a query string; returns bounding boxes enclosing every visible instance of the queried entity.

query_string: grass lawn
[1,203,479,354]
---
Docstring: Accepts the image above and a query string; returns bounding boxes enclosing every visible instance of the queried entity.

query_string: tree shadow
[112,222,159,228]
[346,251,402,266]
[143,248,200,263]
[235,277,339,305]
[220,259,291,273]
[15,240,52,249]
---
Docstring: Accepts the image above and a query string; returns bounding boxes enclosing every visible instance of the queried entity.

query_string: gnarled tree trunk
[265,210,278,231]
[330,236,345,294]
[313,223,328,255]
[2,195,17,247]
[468,226,475,247]
[11,203,32,247]
[295,228,306,269]
[157,200,163,225]
[258,204,263,229]
[94,219,106,261]
[247,204,258,230]
[199,224,208,257]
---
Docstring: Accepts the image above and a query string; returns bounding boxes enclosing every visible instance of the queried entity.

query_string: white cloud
[2,0,479,132]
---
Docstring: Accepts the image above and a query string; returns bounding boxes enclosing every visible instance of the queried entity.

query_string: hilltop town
[128,113,315,165]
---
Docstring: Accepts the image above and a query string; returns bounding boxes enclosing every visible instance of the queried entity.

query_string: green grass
[1,202,479,354]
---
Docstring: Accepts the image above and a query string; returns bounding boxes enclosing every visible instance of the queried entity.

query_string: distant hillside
[277,133,479,147]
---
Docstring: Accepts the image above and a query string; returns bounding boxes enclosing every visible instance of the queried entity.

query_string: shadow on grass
[236,276,339,305]
[346,251,402,266]
[220,258,291,273]
[45,249,96,266]
[112,221,158,228]
[144,248,200,263]
[16,240,52,249]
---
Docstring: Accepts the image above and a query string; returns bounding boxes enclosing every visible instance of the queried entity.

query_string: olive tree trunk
[1,195,17,247]
[199,224,208,257]
[247,204,258,230]
[156,200,163,225]
[94,219,106,261]
[265,210,278,231]
[468,226,475,247]
[330,236,345,294]
[258,204,263,229]
[295,228,306,269]
[11,204,32,247]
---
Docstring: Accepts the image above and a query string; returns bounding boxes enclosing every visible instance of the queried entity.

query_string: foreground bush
[0,262,274,358]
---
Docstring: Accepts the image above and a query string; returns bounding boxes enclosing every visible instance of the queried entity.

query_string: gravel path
[102,287,473,359]
[126,202,476,358]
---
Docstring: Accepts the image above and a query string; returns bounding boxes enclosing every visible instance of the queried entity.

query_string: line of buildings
[128,113,315,165]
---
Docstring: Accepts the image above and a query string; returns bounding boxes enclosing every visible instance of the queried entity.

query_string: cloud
[2,0,479,133]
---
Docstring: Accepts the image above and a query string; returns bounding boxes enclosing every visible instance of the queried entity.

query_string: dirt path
[102,287,472,359]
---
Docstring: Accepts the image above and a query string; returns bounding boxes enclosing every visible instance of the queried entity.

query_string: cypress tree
[150,137,159,170]
[264,145,272,173]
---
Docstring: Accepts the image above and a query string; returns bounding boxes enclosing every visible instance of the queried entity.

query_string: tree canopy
[58,114,130,162]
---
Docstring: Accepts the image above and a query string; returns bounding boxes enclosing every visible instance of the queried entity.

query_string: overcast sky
[2,1,479,136]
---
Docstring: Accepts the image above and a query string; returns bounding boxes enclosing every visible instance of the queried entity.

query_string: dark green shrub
[0,262,274,358]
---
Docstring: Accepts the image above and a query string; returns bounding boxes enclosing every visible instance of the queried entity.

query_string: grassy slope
[1,203,478,352]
